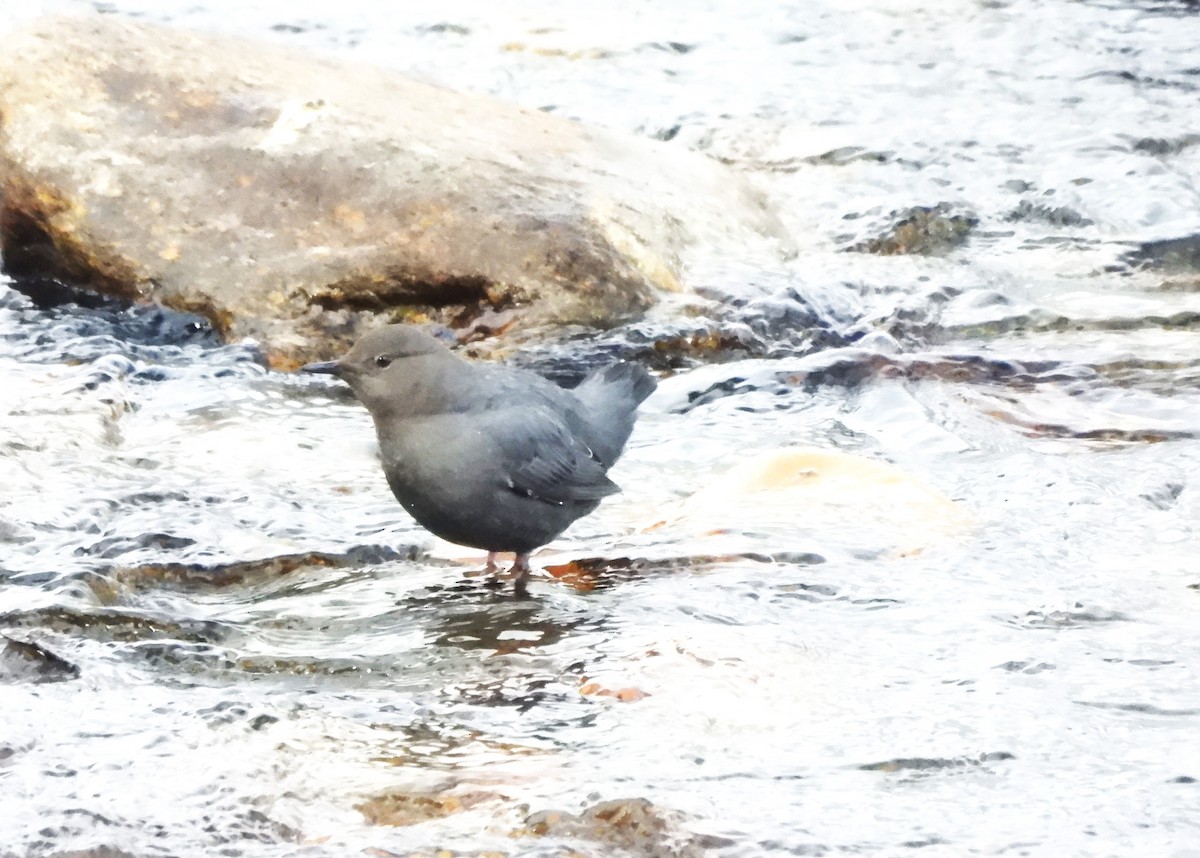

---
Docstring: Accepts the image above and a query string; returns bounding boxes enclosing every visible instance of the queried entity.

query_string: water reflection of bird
[303,325,656,592]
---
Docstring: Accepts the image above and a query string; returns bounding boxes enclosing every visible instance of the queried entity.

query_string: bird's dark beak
[300,360,342,376]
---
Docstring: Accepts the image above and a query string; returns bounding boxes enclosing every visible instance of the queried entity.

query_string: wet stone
[98,544,416,592]
[0,607,223,645]
[357,789,502,827]
[0,16,790,367]
[522,798,723,858]
[1125,234,1200,273]
[848,203,978,256]
[0,635,80,684]
[1005,199,1093,227]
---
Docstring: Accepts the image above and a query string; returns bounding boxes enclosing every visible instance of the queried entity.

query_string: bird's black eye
[374,354,393,369]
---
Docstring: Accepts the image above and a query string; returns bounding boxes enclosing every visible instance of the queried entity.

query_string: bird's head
[301,324,456,415]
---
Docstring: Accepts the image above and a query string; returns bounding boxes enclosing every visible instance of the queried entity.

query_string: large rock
[0,16,792,366]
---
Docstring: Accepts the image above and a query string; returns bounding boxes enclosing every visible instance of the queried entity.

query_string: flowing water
[3,1,1200,856]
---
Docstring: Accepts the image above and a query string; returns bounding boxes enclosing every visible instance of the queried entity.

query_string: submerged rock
[649,447,972,558]
[0,16,792,367]
[0,635,80,684]
[522,797,728,858]
[850,203,977,256]
[356,789,501,827]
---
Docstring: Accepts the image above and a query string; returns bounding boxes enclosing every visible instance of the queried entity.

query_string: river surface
[3,1,1200,856]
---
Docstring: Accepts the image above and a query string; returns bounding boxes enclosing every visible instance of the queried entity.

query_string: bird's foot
[467,551,502,582]
[478,551,504,588]
[511,553,532,597]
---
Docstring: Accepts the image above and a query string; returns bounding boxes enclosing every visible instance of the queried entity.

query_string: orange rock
[651,446,972,557]
[579,678,650,702]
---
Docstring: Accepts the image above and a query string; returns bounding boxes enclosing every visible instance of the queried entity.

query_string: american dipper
[302,325,656,590]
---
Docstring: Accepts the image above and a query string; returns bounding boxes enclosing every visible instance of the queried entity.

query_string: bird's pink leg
[512,553,532,595]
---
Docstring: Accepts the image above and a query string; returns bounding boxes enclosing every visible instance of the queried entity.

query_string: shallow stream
[3,1,1200,855]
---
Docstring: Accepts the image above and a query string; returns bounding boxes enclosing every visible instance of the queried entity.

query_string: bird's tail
[572,361,657,466]
[577,360,657,406]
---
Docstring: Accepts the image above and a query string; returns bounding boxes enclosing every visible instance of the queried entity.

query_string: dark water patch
[0,279,262,371]
[858,752,1016,774]
[5,275,126,313]
[0,515,35,544]
[1005,199,1094,227]
[447,673,582,713]
[1075,700,1200,717]
[75,532,198,560]
[1006,605,1130,630]
[676,351,1099,413]
[1081,68,1199,92]
[234,652,398,678]
[117,489,194,507]
[415,22,472,36]
[124,638,417,681]
[773,582,839,603]
[43,846,140,858]
[640,40,698,54]
[982,411,1194,445]
[197,700,284,731]
[1141,482,1184,509]
[1129,133,1200,156]
[424,593,597,653]
[6,276,219,346]
[506,286,856,380]
[809,146,899,167]
[730,286,859,358]
[31,839,140,858]
[0,635,80,684]
[760,551,829,566]
[27,807,299,856]
[830,351,1082,390]
[0,607,225,645]
[716,146,921,173]
[270,20,328,35]
[665,346,1198,442]
[936,310,1200,342]
[1102,657,1176,668]
[361,719,530,764]
[1172,775,1197,783]
[996,661,1057,674]
[1106,0,1200,18]
[1093,358,1200,390]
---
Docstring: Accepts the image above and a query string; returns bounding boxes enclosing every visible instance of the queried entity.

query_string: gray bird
[302,324,656,591]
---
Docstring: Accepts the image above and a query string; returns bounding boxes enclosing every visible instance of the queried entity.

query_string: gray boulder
[0,16,792,365]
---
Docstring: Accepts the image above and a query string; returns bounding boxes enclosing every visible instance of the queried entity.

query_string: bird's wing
[485,407,620,505]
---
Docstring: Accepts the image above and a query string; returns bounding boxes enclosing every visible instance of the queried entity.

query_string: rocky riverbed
[2,1,1200,856]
